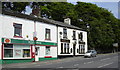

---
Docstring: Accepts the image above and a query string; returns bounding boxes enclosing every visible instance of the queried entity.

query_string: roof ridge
[2,9,85,31]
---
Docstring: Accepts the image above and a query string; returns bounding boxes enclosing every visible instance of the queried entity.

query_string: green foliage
[2,2,30,13]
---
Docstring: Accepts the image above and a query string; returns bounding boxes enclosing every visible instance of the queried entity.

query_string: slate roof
[2,9,85,31]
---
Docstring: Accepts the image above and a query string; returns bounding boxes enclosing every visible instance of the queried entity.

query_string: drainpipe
[33,20,38,62]
[56,25,58,59]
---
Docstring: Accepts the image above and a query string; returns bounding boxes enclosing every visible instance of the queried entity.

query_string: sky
[68,0,119,18]
[92,2,118,18]
[25,1,119,19]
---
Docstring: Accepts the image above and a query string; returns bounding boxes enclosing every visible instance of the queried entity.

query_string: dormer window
[13,23,22,38]
[63,28,67,39]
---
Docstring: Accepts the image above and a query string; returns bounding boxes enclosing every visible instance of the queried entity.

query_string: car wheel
[90,55,92,58]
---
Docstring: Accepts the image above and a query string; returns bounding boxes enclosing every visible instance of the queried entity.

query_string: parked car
[84,50,97,58]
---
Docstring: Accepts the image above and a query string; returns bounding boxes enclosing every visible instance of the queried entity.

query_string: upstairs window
[73,31,76,40]
[13,23,22,37]
[63,28,67,39]
[45,28,51,40]
[78,32,83,41]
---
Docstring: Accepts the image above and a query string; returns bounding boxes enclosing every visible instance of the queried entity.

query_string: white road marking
[97,62,113,68]
[100,58,110,61]
[58,67,63,68]
[84,61,94,64]
[32,63,37,64]
[19,66,27,68]
[74,64,79,66]
[113,56,118,58]
[35,65,41,66]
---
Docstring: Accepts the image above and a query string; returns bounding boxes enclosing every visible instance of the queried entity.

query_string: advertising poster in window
[14,49,22,57]
[46,47,50,55]
[23,49,30,57]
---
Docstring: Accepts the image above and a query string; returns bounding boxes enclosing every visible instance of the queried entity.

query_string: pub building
[57,18,88,57]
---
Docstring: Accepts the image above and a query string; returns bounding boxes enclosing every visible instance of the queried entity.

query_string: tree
[75,2,119,53]
[2,2,30,13]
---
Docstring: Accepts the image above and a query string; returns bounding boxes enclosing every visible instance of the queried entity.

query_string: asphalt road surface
[2,53,119,69]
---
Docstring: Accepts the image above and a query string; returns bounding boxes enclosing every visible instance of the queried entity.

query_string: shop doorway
[35,47,40,61]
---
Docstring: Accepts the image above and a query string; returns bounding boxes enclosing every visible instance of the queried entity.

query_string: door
[35,47,39,61]
[73,44,76,56]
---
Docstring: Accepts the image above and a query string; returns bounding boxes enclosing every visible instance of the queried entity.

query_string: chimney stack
[64,18,71,25]
[31,5,41,18]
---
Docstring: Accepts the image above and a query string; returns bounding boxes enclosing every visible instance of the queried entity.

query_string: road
[2,53,118,69]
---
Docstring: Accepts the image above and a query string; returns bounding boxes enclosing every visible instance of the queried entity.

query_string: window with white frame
[4,44,13,58]
[4,44,31,59]
[73,31,76,40]
[61,43,63,54]
[23,49,30,57]
[13,23,22,37]
[63,28,67,39]
[64,43,67,53]
[79,45,85,54]
[45,46,50,55]
[67,44,70,54]
[45,28,51,40]
[61,43,70,54]
[78,32,83,41]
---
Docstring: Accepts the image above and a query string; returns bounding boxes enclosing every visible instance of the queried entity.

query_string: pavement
[1,52,119,70]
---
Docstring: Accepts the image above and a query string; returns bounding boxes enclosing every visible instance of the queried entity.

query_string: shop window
[4,49,13,57]
[4,44,13,58]
[71,48,72,53]
[23,49,30,57]
[46,46,50,55]
[63,28,67,39]
[77,49,79,53]
[67,44,70,54]
[14,49,22,58]
[73,31,76,40]
[79,45,85,54]
[81,45,83,54]
[4,44,31,59]
[61,43,70,54]
[45,28,51,40]
[82,45,85,54]
[13,23,22,37]
[79,45,81,54]
[64,43,67,53]
[61,43,63,54]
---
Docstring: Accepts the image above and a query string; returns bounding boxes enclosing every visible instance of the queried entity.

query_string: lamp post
[33,36,38,62]
[33,20,38,62]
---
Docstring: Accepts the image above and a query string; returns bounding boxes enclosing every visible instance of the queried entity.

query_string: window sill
[44,56,52,58]
[3,57,31,59]
[73,39,76,40]
[60,53,70,54]
[14,36,23,38]
[45,39,51,41]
